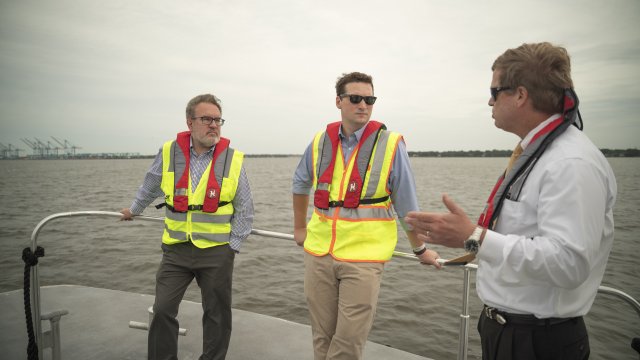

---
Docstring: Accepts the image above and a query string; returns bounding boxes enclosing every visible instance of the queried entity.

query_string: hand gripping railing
[29,211,163,359]
[27,211,299,359]
[27,211,640,360]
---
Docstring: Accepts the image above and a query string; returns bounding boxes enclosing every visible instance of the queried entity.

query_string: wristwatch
[412,243,427,256]
[464,226,484,254]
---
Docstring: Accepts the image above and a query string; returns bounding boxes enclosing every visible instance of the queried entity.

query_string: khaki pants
[304,253,384,360]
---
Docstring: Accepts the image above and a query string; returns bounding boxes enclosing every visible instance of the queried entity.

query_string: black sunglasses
[340,94,377,105]
[490,87,511,101]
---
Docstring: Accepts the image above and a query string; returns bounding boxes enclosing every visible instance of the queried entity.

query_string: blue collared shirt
[130,139,254,252]
[292,123,420,220]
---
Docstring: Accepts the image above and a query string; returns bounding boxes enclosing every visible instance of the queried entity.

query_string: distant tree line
[408,148,640,157]
[245,154,298,158]
[600,148,640,157]
[408,150,512,157]
[5,149,638,160]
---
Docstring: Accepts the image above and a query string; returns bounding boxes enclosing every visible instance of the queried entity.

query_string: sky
[1,0,639,155]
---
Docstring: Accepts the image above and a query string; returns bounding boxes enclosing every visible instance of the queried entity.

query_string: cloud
[1,0,639,155]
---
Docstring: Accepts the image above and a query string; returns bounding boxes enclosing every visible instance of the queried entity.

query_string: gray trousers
[148,242,235,360]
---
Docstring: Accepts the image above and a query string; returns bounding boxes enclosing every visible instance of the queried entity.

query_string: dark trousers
[148,242,235,360]
[478,309,590,360]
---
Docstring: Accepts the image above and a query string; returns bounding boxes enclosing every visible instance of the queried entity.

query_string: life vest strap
[314,121,386,209]
[155,202,231,212]
[325,195,390,208]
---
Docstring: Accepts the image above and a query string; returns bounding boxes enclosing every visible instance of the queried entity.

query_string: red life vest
[478,90,579,228]
[172,131,230,213]
[313,121,386,209]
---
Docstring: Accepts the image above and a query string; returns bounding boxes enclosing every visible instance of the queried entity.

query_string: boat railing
[26,211,640,360]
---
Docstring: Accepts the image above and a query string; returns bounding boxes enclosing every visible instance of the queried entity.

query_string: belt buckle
[485,306,507,325]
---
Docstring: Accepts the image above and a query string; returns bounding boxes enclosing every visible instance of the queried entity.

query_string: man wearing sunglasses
[120,93,254,360]
[292,72,441,360]
[406,43,617,359]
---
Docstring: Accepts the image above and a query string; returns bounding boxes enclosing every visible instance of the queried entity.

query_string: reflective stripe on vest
[160,134,243,248]
[305,122,401,262]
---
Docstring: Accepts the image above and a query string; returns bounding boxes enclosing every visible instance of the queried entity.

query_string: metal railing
[28,211,640,360]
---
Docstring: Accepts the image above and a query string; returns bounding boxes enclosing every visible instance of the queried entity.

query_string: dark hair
[335,72,374,96]
[185,94,222,118]
[492,42,573,114]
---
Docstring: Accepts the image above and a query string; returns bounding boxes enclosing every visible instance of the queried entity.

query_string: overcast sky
[1,0,639,155]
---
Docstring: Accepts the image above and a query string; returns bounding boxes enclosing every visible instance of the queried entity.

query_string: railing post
[457,265,472,360]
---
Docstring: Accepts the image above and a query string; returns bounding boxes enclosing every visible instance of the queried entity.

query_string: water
[0,157,638,359]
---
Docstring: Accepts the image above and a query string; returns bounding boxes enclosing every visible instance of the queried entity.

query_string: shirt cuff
[292,185,312,195]
[130,202,147,216]
[478,229,504,264]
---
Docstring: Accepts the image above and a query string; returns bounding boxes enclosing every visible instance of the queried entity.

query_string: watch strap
[469,226,484,242]
[412,243,427,255]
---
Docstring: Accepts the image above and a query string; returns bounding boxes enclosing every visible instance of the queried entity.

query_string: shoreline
[2,148,638,160]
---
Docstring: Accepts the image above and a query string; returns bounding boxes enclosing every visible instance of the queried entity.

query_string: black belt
[155,202,230,212]
[327,195,390,208]
[483,305,578,326]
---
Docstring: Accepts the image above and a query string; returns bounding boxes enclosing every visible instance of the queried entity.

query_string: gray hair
[185,94,222,118]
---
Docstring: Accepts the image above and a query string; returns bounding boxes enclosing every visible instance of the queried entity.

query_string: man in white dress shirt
[405,42,617,359]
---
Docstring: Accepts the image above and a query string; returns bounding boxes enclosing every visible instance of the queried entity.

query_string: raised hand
[405,194,476,249]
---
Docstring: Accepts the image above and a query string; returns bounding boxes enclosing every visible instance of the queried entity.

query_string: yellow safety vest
[305,124,401,262]
[160,137,244,248]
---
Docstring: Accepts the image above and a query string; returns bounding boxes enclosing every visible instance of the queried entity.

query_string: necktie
[505,142,523,176]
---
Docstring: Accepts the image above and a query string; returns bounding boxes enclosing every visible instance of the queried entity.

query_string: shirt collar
[189,136,215,156]
[520,113,562,150]
[338,123,367,143]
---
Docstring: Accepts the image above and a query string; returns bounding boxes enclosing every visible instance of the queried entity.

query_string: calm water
[0,157,638,359]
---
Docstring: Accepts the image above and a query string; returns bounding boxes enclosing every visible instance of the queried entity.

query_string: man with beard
[121,93,254,360]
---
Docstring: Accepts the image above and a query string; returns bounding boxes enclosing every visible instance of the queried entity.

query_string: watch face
[465,239,479,254]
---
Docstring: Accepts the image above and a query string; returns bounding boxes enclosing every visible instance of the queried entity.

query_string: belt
[483,305,578,326]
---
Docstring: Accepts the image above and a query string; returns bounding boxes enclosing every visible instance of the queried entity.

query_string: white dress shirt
[477,115,617,318]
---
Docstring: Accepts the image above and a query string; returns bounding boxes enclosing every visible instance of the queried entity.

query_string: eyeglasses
[339,94,377,105]
[192,116,225,126]
[490,87,511,101]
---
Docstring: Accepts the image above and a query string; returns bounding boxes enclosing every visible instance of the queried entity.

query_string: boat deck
[1,285,432,359]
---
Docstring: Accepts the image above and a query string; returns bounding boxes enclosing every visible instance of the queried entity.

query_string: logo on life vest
[348,181,357,192]
[208,189,217,199]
